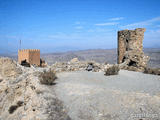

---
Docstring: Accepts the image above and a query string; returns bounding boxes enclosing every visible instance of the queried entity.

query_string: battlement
[18,49,40,52]
[18,49,40,66]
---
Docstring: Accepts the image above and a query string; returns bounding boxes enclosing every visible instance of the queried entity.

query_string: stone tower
[117,28,146,64]
[18,49,40,66]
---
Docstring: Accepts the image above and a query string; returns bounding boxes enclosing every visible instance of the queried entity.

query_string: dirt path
[55,70,160,120]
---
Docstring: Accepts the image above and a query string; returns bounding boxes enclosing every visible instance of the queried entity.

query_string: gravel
[55,70,160,120]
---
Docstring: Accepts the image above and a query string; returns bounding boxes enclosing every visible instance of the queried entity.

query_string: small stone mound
[70,58,79,63]
[104,65,120,76]
[0,57,22,77]
[51,61,104,73]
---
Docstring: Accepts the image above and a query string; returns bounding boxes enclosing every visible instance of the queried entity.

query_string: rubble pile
[50,58,108,72]
[119,50,149,72]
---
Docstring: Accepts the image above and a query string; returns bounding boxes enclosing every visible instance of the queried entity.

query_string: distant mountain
[143,48,160,68]
[41,48,160,68]
[41,49,117,65]
[1,48,160,68]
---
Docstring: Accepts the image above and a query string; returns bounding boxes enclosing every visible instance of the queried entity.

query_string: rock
[86,63,94,71]
[40,58,47,67]
[0,57,22,77]
[70,58,79,63]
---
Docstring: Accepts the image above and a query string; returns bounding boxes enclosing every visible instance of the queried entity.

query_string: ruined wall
[118,28,146,64]
[18,49,40,66]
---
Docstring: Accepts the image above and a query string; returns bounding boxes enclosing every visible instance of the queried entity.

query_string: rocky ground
[0,57,160,120]
[0,57,70,120]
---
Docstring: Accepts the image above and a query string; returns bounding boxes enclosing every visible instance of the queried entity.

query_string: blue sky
[0,0,160,53]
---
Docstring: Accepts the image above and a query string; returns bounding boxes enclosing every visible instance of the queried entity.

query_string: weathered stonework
[118,28,149,71]
[18,49,40,66]
[118,28,146,64]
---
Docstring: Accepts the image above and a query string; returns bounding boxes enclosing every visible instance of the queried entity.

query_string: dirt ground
[55,70,160,120]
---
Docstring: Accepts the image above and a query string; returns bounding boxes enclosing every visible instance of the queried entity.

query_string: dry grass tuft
[104,65,120,76]
[144,67,160,75]
[39,70,57,85]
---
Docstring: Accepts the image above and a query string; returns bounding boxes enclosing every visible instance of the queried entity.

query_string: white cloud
[75,26,83,29]
[87,28,114,33]
[95,22,119,26]
[109,17,124,21]
[48,33,85,40]
[120,16,160,29]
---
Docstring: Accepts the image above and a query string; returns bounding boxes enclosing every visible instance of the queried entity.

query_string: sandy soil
[55,70,160,120]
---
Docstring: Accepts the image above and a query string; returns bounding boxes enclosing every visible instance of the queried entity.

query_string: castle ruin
[118,28,149,71]
[18,49,40,66]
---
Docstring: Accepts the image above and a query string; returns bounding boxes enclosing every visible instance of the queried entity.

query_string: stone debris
[119,50,150,72]
[118,28,150,72]
[50,58,109,73]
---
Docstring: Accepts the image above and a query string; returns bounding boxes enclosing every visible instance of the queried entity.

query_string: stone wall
[18,49,40,66]
[118,28,146,64]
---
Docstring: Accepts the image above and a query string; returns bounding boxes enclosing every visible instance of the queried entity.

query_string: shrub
[39,70,57,85]
[104,65,120,76]
[8,105,18,114]
[144,67,160,75]
[8,101,23,114]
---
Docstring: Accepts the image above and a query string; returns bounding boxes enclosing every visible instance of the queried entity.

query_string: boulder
[86,63,94,71]
[70,58,79,63]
